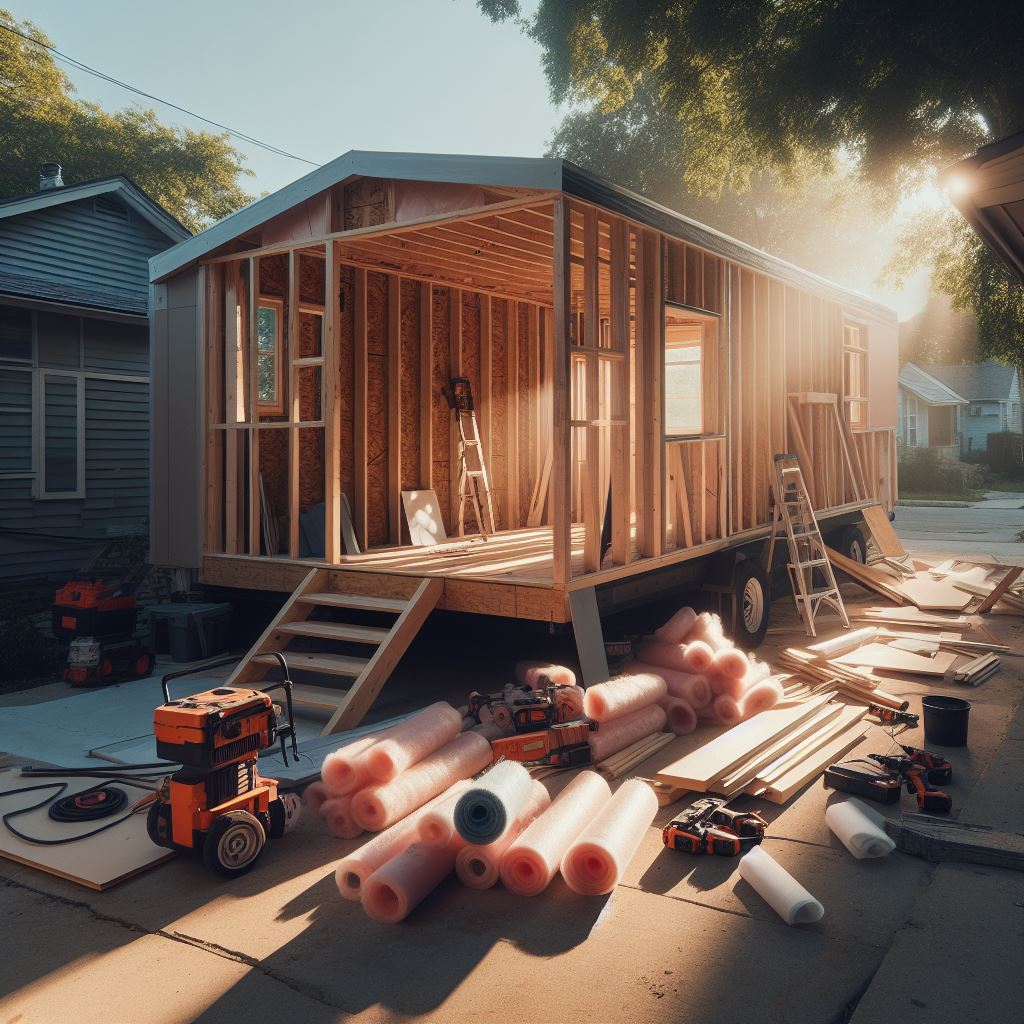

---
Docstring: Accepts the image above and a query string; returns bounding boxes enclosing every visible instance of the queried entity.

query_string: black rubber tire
[835,525,867,564]
[203,810,266,878]
[146,800,172,849]
[729,558,771,650]
[267,797,287,840]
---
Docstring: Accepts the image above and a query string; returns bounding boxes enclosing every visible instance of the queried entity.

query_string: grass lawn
[898,488,986,502]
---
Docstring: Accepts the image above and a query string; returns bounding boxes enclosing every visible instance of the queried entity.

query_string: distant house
[0,165,189,583]
[897,362,969,461]
[926,362,1022,455]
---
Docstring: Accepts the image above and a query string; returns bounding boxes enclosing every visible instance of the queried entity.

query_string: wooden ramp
[225,568,443,734]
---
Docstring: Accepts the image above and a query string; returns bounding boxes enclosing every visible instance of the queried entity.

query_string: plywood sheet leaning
[833,642,957,677]
[655,694,833,792]
[861,504,907,558]
[0,773,172,890]
[826,547,909,605]
[402,489,448,547]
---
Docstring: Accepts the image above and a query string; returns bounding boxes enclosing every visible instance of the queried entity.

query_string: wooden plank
[506,298,520,530]
[609,219,631,566]
[287,251,301,559]
[480,294,493,498]
[204,264,224,556]
[833,643,957,677]
[551,197,572,584]
[248,256,260,556]
[323,243,341,562]
[353,267,368,549]
[861,504,906,558]
[568,586,610,685]
[974,565,1024,614]
[323,577,444,733]
[582,206,602,573]
[883,814,1024,872]
[387,274,402,545]
[635,230,663,557]
[418,283,433,489]
[655,695,833,791]
[450,288,463,531]
[223,264,241,554]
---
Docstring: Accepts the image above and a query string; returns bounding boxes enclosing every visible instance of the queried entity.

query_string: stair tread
[278,621,389,644]
[290,683,348,711]
[252,651,368,677]
[299,592,407,614]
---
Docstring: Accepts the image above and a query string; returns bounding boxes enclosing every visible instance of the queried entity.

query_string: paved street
[894,491,1024,563]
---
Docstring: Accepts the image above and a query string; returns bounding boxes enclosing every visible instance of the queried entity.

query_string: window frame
[256,296,286,416]
[36,368,85,500]
[842,321,869,431]
[663,304,718,440]
[906,396,918,447]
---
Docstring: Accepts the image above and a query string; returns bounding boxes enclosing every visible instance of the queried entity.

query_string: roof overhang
[940,131,1024,284]
[0,176,190,243]
[149,150,896,323]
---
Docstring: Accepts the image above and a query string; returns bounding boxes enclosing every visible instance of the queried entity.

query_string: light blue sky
[7,0,929,317]
[9,0,557,194]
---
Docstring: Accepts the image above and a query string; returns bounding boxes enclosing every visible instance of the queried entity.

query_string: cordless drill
[867,753,952,813]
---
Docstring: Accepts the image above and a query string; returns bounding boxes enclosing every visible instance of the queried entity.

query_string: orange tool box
[52,580,137,640]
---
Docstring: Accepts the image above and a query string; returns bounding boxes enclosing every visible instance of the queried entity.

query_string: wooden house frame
[150,153,898,731]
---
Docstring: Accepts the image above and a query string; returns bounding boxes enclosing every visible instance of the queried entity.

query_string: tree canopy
[481,0,1024,363]
[0,11,253,232]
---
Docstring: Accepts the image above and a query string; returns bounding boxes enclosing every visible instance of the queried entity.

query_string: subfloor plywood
[0,770,172,890]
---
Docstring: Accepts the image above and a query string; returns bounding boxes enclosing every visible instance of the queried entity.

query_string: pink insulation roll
[365,702,463,783]
[583,673,667,723]
[499,771,612,896]
[561,778,659,895]
[633,639,689,673]
[335,782,467,901]
[302,780,329,816]
[711,646,750,681]
[685,612,732,651]
[711,694,743,727]
[553,684,585,721]
[321,734,379,797]
[588,704,667,762]
[681,640,714,674]
[653,605,698,645]
[663,697,698,735]
[455,781,550,890]
[631,662,711,708]
[361,842,456,923]
[739,676,785,718]
[417,779,474,848]
[471,722,505,741]
[709,671,746,700]
[320,796,364,840]
[515,660,577,688]
[351,731,492,832]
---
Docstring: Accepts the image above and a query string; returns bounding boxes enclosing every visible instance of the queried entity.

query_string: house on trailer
[0,165,189,583]
[149,151,898,733]
[921,361,1022,455]
[897,363,968,459]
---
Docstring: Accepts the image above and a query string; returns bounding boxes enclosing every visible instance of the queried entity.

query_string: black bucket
[922,695,971,747]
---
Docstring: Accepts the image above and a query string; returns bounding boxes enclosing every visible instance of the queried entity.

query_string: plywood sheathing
[366,272,388,549]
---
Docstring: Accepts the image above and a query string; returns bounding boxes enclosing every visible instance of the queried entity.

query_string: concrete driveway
[894,490,1024,563]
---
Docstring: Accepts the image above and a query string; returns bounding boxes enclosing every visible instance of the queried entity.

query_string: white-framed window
[37,369,85,499]
[906,396,918,446]
[664,310,704,436]
[256,297,285,415]
[843,322,869,430]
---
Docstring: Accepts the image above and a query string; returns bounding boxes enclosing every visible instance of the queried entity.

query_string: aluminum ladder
[443,377,496,538]
[764,453,849,637]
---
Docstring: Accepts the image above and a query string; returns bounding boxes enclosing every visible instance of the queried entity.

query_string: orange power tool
[490,720,596,767]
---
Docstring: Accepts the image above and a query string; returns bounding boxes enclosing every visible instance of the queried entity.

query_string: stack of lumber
[626,607,786,730]
[651,693,869,806]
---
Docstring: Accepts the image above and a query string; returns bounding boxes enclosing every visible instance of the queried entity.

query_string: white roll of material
[738,845,824,926]
[825,797,896,860]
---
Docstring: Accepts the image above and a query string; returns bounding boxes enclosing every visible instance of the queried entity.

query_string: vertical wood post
[353,267,368,550]
[287,250,301,558]
[323,242,341,561]
[204,264,224,556]
[551,197,572,584]
[247,256,261,556]
[418,283,433,490]
[609,219,631,566]
[582,206,602,572]
[223,262,241,553]
[387,274,402,545]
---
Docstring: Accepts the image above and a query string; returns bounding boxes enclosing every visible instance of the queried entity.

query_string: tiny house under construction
[149,153,898,731]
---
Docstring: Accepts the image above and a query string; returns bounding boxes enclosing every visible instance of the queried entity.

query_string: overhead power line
[0,20,321,166]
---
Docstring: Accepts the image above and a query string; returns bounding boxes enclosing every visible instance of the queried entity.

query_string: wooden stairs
[225,568,443,734]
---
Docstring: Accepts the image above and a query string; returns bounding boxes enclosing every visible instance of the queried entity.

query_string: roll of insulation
[653,605,698,645]
[453,760,533,845]
[365,702,463,782]
[587,704,667,762]
[825,797,895,860]
[583,673,667,723]
[361,843,456,923]
[738,845,824,925]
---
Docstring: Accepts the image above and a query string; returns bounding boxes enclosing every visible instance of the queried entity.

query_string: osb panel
[298,426,324,514]
[460,292,481,413]
[299,253,325,306]
[517,301,531,525]
[431,286,452,533]
[259,429,287,543]
[201,555,309,593]
[298,366,321,423]
[259,254,287,297]
[442,579,517,617]
[366,272,388,548]
[489,298,510,529]
[399,279,421,491]
[337,266,355,511]
[299,311,320,359]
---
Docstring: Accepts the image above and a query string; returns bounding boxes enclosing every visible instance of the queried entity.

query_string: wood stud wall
[199,188,895,593]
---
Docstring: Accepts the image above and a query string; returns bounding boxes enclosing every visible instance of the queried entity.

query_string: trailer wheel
[203,811,266,878]
[834,525,866,564]
[146,800,172,849]
[730,559,770,650]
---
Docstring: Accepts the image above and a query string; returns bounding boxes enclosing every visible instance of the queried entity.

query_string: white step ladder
[764,453,849,637]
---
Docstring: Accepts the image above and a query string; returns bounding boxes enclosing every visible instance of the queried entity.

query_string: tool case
[52,580,137,641]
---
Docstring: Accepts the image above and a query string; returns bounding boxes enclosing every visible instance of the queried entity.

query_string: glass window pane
[664,317,702,435]
[44,375,78,492]
[0,368,32,472]
[258,352,277,404]
[0,305,32,362]
[257,306,277,352]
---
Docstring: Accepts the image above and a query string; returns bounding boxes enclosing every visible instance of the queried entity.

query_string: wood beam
[551,197,572,584]
[323,242,341,562]
[418,283,433,490]
[287,251,301,558]
[353,267,368,550]
[387,274,402,545]
[248,256,260,556]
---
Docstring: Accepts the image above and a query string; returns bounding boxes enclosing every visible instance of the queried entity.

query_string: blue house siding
[962,402,1003,454]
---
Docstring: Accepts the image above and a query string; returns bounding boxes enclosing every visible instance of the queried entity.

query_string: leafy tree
[0,11,253,231]
[481,0,1024,363]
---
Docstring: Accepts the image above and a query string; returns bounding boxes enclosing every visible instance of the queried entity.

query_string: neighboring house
[897,362,968,461]
[925,361,1022,455]
[0,165,189,583]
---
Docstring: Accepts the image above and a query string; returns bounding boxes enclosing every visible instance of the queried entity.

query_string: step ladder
[224,568,442,734]
[764,454,849,637]
[443,377,496,538]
